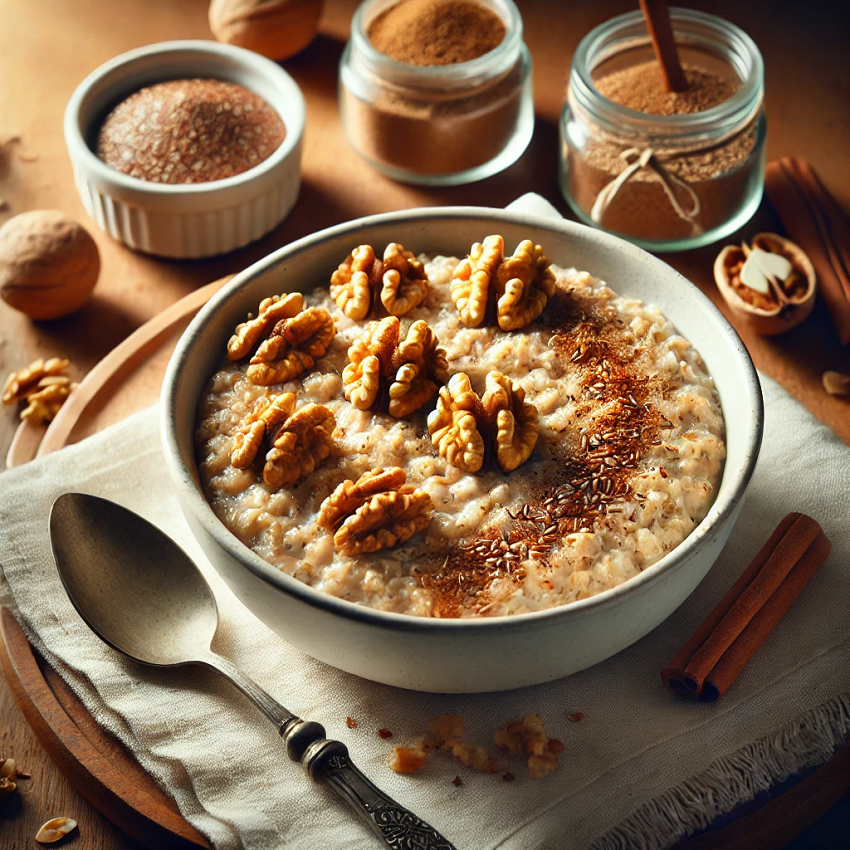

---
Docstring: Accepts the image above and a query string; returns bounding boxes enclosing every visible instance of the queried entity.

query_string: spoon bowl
[50,493,218,667]
[49,493,456,849]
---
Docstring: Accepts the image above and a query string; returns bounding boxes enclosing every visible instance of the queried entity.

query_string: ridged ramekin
[64,40,305,259]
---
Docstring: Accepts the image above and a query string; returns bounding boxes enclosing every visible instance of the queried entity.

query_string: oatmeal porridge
[195,238,726,618]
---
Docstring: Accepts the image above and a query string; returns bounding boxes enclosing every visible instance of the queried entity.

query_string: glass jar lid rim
[571,7,764,133]
[350,0,524,80]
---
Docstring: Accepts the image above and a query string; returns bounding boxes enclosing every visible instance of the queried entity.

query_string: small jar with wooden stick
[559,5,766,251]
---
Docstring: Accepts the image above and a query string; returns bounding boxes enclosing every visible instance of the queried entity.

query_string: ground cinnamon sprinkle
[419,288,673,617]
[368,0,505,66]
[594,62,737,115]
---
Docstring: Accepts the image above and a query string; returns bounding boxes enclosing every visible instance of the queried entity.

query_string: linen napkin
[1,374,848,850]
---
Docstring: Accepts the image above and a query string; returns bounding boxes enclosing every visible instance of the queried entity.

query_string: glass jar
[560,9,765,252]
[339,0,533,185]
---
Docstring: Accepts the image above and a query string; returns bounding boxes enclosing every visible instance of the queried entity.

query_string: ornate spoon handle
[203,653,457,848]
[283,718,457,850]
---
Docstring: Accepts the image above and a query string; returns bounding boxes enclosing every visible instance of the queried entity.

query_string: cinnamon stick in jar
[662,513,832,702]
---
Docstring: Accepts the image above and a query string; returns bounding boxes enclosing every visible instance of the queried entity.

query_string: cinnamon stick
[764,158,850,345]
[639,0,688,93]
[662,513,832,702]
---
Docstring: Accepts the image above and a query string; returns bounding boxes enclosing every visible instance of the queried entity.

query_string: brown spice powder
[97,79,286,184]
[594,62,738,115]
[567,62,761,243]
[418,287,675,617]
[345,0,522,177]
[368,0,505,66]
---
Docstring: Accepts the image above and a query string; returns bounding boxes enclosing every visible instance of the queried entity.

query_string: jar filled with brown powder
[340,0,533,184]
[560,9,765,251]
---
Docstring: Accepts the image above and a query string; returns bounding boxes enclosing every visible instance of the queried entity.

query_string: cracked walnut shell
[714,233,816,336]
[427,372,539,473]
[231,393,335,489]
[343,316,448,417]
[317,467,433,555]
[330,242,429,320]
[247,306,336,385]
[451,235,555,331]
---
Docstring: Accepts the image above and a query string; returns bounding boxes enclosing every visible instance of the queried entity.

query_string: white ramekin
[64,40,305,259]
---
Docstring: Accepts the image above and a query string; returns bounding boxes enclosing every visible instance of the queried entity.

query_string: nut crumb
[346,716,358,729]
[389,745,428,774]
[378,728,393,739]
[452,775,463,787]
[567,712,584,723]
[502,771,515,782]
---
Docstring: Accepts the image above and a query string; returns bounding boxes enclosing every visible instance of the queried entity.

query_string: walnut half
[343,316,448,417]
[317,467,433,556]
[330,242,429,320]
[230,392,335,489]
[450,236,556,331]
[427,371,539,473]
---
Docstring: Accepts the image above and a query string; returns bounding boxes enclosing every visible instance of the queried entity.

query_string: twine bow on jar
[590,147,703,236]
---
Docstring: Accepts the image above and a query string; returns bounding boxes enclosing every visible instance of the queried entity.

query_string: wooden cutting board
[2,276,847,849]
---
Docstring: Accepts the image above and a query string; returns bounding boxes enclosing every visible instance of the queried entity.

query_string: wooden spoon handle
[640,0,688,92]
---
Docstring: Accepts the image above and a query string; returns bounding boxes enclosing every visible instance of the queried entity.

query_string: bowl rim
[63,39,305,199]
[162,205,763,635]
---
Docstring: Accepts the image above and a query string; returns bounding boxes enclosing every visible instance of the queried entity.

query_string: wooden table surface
[1,0,847,847]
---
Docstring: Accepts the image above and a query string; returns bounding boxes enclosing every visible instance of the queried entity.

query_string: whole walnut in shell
[209,0,324,61]
[0,210,99,320]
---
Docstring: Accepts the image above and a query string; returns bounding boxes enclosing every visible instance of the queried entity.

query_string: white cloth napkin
[1,374,848,850]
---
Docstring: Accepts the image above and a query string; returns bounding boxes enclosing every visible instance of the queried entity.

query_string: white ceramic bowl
[162,207,763,692]
[64,40,305,259]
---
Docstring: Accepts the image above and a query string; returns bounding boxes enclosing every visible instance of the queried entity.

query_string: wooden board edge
[0,607,211,849]
[6,276,232,470]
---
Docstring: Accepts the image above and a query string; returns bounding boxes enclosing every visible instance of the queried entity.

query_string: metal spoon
[49,493,456,850]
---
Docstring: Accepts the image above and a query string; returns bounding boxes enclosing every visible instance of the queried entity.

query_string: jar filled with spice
[339,0,533,185]
[560,9,765,251]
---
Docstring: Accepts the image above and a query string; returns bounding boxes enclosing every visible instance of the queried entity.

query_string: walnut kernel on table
[450,235,555,331]
[317,467,433,556]
[230,392,335,489]
[331,242,429,320]
[428,371,539,473]
[2,357,76,423]
[343,316,448,417]
[0,210,99,320]
[495,714,563,778]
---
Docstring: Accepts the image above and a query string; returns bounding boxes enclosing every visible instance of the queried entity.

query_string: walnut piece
[3,357,76,423]
[35,817,78,844]
[427,371,538,473]
[331,242,429,320]
[263,402,336,489]
[427,373,486,473]
[317,467,433,556]
[343,316,447,417]
[496,240,557,332]
[247,306,336,386]
[482,371,539,473]
[2,357,69,404]
[450,235,555,331]
[494,714,562,778]
[388,745,429,775]
[227,292,303,360]
[230,392,296,469]
[230,393,335,489]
